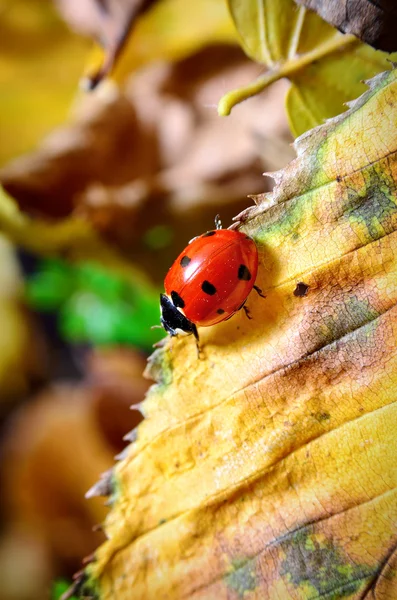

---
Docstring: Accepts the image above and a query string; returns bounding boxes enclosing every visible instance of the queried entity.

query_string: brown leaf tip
[85,468,114,499]
[123,428,138,443]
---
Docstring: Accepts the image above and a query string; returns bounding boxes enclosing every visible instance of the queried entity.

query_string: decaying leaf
[0,348,148,600]
[220,0,397,137]
[296,0,397,53]
[74,68,397,598]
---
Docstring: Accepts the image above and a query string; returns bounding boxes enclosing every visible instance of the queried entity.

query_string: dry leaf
[296,0,397,52]
[73,68,397,598]
[56,0,237,88]
[0,48,291,281]
[55,0,157,87]
[0,348,148,599]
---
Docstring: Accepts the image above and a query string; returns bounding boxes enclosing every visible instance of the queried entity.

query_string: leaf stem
[218,34,359,116]
[288,5,306,60]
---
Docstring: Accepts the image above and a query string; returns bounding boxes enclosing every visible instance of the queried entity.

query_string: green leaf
[52,579,78,600]
[26,259,74,310]
[220,0,397,136]
[26,260,163,351]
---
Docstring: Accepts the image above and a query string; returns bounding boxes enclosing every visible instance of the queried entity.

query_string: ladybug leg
[237,300,250,319]
[214,214,222,230]
[243,305,252,320]
[191,324,202,358]
[253,285,266,298]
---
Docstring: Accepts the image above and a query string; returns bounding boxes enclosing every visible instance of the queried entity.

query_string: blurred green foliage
[26,259,163,351]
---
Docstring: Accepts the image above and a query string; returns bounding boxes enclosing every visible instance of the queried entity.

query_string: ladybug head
[160,294,198,339]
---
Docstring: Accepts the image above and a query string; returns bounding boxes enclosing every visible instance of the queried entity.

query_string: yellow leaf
[0,0,89,165]
[72,68,397,599]
[219,0,397,137]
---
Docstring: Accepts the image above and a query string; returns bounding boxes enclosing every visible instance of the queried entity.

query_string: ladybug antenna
[215,214,222,230]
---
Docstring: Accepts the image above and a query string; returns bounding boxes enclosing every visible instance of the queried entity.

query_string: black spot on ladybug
[202,280,217,295]
[180,255,191,267]
[336,175,342,183]
[238,264,251,281]
[217,308,225,315]
[202,231,216,237]
[293,282,309,297]
[171,290,185,308]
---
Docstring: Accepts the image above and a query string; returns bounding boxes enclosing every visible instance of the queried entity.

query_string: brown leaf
[0,348,148,598]
[295,0,397,52]
[1,90,156,219]
[86,347,149,451]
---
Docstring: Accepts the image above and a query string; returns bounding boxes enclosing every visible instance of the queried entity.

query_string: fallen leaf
[75,68,397,598]
[0,348,148,599]
[1,386,110,577]
[85,347,149,451]
[296,0,397,52]
[220,0,397,137]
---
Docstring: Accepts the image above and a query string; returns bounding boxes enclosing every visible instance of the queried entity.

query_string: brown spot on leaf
[294,282,310,297]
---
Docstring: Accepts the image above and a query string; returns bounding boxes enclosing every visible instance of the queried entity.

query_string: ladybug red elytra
[160,216,264,354]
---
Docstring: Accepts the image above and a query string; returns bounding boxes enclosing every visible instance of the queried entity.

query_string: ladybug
[160,216,264,354]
